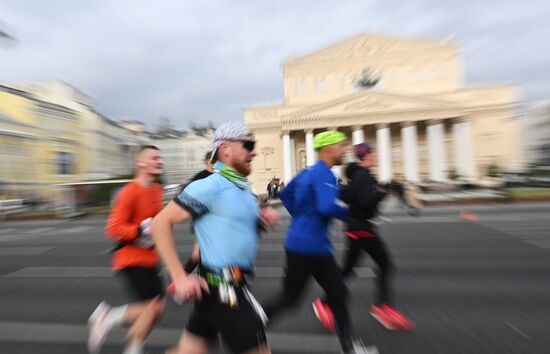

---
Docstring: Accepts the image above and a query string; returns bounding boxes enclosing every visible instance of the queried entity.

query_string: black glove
[184,257,199,274]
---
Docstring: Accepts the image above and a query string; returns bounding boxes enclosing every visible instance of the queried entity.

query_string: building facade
[524,101,550,166]
[0,85,82,199]
[0,81,152,199]
[244,33,524,191]
[151,130,213,185]
[10,81,150,180]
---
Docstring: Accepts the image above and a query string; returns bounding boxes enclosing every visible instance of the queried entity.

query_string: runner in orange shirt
[88,145,165,354]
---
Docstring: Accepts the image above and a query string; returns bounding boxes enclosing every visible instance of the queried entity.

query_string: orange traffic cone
[459,209,478,222]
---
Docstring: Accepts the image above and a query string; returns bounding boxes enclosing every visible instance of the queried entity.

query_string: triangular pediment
[287,33,453,65]
[285,90,456,119]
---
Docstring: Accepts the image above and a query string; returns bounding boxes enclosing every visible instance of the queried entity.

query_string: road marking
[0,247,54,256]
[3,266,375,279]
[0,320,340,352]
[60,226,94,234]
[354,267,376,278]
[523,240,550,249]
[0,228,15,235]
[3,267,111,278]
[99,247,111,254]
[25,227,52,234]
[100,243,349,255]
[506,321,532,340]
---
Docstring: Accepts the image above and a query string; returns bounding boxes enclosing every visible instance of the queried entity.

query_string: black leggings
[263,250,354,352]
[338,235,394,305]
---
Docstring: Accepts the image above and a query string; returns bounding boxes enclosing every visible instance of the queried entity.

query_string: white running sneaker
[348,339,379,354]
[88,301,112,354]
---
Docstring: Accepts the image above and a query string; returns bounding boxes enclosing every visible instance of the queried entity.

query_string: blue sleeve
[280,175,299,216]
[173,176,216,218]
[313,170,348,219]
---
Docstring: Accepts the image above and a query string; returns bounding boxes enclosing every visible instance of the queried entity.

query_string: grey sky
[1,0,549,129]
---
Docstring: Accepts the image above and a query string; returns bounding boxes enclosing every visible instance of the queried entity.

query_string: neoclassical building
[244,33,524,191]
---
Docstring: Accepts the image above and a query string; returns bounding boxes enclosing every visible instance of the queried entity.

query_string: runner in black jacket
[313,143,415,332]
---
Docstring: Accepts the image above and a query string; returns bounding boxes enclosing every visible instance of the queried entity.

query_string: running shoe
[312,298,336,333]
[88,301,112,354]
[381,303,415,330]
[370,303,397,330]
[347,339,379,354]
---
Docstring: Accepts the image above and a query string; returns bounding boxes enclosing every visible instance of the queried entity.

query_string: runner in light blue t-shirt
[175,163,259,272]
[151,121,279,354]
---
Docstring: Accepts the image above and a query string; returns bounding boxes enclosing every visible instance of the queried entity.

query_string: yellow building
[0,85,82,199]
[245,33,524,191]
[11,81,151,180]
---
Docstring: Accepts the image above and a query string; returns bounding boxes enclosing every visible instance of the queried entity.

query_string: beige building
[244,33,524,191]
[151,130,213,185]
[524,100,550,166]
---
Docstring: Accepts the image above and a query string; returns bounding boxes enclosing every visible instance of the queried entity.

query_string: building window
[58,152,74,175]
[295,79,306,94]
[314,77,325,91]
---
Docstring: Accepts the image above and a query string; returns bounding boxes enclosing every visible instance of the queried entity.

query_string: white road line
[354,267,376,278]
[3,266,111,278]
[0,320,340,352]
[100,243,349,255]
[4,266,375,279]
[25,227,52,234]
[523,240,550,249]
[59,226,94,234]
[0,247,54,256]
[0,228,15,235]
[506,321,532,340]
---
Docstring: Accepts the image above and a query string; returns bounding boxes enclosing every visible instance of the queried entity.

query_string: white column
[401,122,419,182]
[352,125,365,145]
[305,129,315,166]
[376,124,392,182]
[463,120,476,180]
[453,119,476,180]
[427,120,447,181]
[289,134,296,177]
[282,131,293,183]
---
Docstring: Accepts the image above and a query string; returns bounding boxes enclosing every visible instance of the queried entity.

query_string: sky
[1,0,549,129]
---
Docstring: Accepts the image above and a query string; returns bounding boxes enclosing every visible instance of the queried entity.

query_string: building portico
[244,33,524,192]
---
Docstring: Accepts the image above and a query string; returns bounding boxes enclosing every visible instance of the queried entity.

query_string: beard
[233,159,252,176]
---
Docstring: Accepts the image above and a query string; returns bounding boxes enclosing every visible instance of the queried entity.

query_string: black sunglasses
[229,139,256,152]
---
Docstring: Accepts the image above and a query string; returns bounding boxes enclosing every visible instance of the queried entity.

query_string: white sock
[104,304,128,328]
[123,341,144,354]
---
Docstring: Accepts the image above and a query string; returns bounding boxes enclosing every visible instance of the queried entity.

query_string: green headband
[313,130,348,149]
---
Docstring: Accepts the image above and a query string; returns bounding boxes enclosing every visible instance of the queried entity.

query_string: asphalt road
[1,201,550,354]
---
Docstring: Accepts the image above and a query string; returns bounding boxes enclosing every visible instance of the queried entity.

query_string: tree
[157,116,174,135]
[189,120,215,137]
[355,69,380,89]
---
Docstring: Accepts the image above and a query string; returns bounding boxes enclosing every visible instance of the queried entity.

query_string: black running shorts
[116,266,165,301]
[186,287,267,353]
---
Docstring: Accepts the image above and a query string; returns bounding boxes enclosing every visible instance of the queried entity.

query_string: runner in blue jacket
[263,131,378,354]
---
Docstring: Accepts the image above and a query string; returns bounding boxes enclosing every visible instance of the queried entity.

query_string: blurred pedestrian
[88,145,166,354]
[404,181,422,217]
